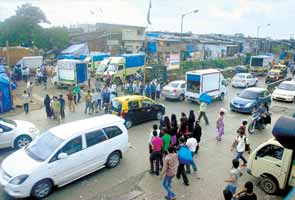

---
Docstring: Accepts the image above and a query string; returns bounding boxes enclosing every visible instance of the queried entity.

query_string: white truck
[185,69,228,102]
[16,56,43,74]
[52,59,88,88]
[247,116,295,195]
[249,55,273,75]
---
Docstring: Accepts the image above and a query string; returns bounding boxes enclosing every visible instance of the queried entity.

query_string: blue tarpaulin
[187,74,200,82]
[0,73,16,113]
[147,42,157,53]
[187,44,196,53]
[58,43,89,60]
[122,54,145,68]
[76,63,87,84]
[92,53,110,62]
[280,52,287,60]
[199,93,212,104]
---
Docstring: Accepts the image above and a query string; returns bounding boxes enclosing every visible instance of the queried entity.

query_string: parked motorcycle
[248,112,271,134]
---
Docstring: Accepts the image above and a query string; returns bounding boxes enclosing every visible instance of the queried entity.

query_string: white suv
[0,115,128,199]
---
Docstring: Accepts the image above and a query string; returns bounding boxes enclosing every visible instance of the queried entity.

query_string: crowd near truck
[104,53,145,84]
[247,116,295,195]
[53,59,88,88]
[185,69,228,102]
[249,55,273,75]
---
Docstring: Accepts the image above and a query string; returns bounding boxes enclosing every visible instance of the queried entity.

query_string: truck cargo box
[272,116,295,149]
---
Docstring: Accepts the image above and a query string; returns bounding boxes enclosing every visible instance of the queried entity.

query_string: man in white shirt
[185,134,198,175]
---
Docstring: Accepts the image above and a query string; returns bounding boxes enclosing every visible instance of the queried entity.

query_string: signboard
[165,52,180,70]
[57,61,76,82]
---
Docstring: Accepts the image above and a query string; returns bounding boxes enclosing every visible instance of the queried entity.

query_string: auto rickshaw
[265,69,285,84]
[272,63,288,75]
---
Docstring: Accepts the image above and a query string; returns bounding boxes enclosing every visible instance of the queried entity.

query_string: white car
[0,115,128,199]
[0,118,39,149]
[272,80,295,102]
[231,73,258,88]
[161,80,186,101]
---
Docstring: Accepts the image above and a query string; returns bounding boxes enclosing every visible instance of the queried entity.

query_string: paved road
[0,77,293,200]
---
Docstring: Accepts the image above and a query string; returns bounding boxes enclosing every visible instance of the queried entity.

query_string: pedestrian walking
[44,94,53,118]
[42,69,48,90]
[51,96,61,124]
[185,134,198,175]
[188,110,195,133]
[102,86,110,111]
[148,124,161,150]
[192,120,202,153]
[145,83,151,98]
[197,101,209,125]
[161,128,172,154]
[238,120,248,135]
[224,159,242,196]
[72,84,81,104]
[180,112,188,125]
[95,78,101,92]
[156,83,161,99]
[26,81,33,102]
[233,181,257,200]
[22,90,29,114]
[134,82,141,95]
[176,137,189,186]
[150,130,163,176]
[84,90,92,115]
[160,146,178,200]
[66,89,75,112]
[139,82,144,96]
[163,116,171,132]
[235,131,248,166]
[223,189,233,200]
[216,109,225,141]
[91,89,99,114]
[170,114,178,146]
[58,94,65,119]
[151,82,156,100]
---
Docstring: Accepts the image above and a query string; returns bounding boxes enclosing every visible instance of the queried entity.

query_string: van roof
[50,114,125,140]
[114,95,148,102]
[187,69,220,74]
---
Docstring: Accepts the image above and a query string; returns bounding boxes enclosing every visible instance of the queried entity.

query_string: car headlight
[245,103,252,107]
[9,175,29,185]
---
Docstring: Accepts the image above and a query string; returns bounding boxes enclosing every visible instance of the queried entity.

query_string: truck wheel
[260,176,278,194]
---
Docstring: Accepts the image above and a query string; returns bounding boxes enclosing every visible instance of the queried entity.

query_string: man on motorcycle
[254,103,270,126]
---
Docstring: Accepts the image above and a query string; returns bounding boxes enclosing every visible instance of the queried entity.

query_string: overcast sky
[0,0,294,39]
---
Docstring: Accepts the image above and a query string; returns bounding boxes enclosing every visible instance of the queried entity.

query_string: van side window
[118,65,123,70]
[257,145,284,160]
[103,126,122,139]
[86,130,107,147]
[61,136,83,156]
[128,101,139,109]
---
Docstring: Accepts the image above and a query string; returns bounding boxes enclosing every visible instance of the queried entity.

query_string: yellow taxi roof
[274,63,286,67]
[114,95,148,102]
[269,69,281,73]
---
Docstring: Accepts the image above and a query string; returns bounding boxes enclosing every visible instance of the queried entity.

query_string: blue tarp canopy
[91,53,110,62]
[147,42,157,53]
[122,54,145,68]
[58,43,89,60]
[279,52,287,60]
[199,93,212,104]
[0,73,16,113]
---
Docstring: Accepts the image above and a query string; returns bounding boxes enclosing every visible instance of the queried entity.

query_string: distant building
[69,23,146,55]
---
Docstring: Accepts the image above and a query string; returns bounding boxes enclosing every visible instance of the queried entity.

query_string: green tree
[16,3,49,24]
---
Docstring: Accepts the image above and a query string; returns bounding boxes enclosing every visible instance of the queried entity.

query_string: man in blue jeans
[160,146,178,200]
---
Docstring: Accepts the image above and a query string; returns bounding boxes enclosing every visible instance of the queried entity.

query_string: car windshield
[107,64,117,72]
[278,83,295,91]
[0,118,17,127]
[239,90,259,100]
[96,64,107,72]
[168,82,179,88]
[268,72,278,76]
[25,132,64,162]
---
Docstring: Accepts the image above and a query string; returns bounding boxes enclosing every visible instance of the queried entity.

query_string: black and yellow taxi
[110,95,165,129]
[265,69,285,84]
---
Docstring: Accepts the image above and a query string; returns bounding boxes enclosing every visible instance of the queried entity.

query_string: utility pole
[180,9,199,34]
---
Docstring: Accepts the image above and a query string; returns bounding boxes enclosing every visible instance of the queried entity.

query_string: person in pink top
[160,146,178,200]
[216,109,226,141]
[150,130,163,176]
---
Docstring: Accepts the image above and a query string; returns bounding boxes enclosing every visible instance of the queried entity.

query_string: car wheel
[254,80,258,86]
[14,135,32,149]
[125,120,133,129]
[179,94,185,101]
[106,151,121,168]
[31,179,53,199]
[245,83,249,88]
[156,112,163,120]
[260,176,278,195]
[219,93,225,101]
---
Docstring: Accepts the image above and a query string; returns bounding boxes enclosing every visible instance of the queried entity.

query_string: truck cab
[96,58,111,79]
[250,55,273,75]
[247,116,295,195]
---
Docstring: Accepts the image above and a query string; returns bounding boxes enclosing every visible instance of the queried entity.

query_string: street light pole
[256,23,271,55]
[180,9,199,33]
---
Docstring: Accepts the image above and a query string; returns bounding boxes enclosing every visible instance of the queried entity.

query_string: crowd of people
[147,107,258,200]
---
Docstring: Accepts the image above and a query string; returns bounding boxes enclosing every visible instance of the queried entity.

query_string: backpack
[178,146,193,164]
